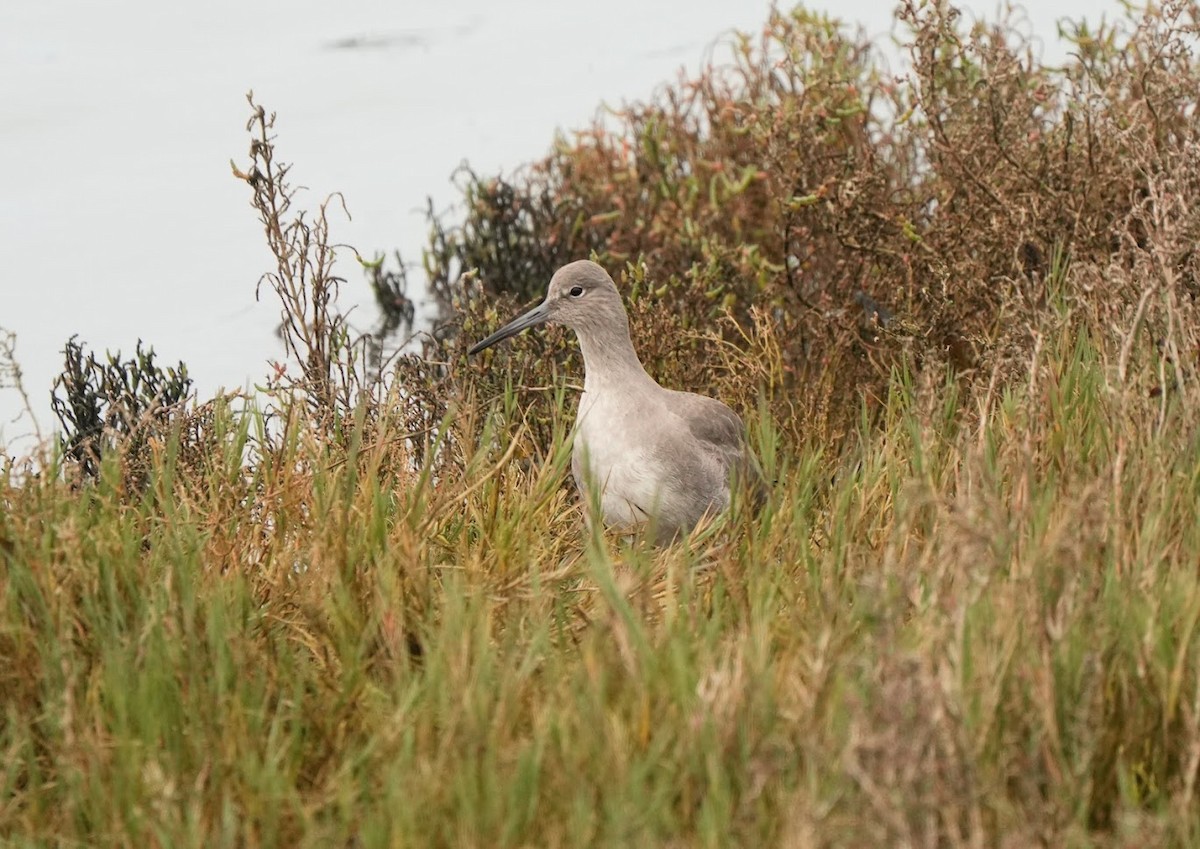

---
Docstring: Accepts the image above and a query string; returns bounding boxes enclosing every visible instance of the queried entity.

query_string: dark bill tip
[467,303,549,355]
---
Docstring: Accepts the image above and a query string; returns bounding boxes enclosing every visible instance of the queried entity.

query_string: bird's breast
[572,391,665,530]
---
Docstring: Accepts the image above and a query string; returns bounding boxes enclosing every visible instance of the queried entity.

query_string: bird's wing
[668,391,768,504]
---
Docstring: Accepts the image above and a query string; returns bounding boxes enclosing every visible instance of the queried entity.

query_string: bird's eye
[569,286,584,297]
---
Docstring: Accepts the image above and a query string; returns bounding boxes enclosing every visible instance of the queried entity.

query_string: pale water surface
[0,0,1114,451]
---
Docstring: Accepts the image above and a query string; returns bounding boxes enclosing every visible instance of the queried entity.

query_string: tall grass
[3,296,1199,846]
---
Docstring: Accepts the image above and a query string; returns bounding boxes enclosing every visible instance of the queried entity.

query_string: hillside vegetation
[3,2,1200,846]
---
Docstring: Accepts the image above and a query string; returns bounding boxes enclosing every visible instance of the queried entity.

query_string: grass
[3,303,1199,847]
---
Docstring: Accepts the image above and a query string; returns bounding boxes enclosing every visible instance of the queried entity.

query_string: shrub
[50,336,191,487]
[387,1,1200,454]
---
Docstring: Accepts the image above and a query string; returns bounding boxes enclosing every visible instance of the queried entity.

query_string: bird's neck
[575,325,653,392]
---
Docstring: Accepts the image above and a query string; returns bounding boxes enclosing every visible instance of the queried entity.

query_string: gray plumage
[469,260,764,543]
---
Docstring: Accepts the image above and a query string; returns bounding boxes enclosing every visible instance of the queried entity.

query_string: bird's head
[467,260,628,354]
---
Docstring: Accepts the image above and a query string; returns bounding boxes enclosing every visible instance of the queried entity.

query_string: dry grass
[4,297,1200,846]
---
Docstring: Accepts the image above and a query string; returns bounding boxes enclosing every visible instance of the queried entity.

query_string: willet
[468,260,764,543]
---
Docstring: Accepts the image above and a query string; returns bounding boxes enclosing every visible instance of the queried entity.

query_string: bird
[468,259,765,544]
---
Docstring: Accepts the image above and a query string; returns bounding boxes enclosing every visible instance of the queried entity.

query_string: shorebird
[468,260,764,544]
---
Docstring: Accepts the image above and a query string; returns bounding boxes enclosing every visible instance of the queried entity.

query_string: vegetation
[3,2,1200,845]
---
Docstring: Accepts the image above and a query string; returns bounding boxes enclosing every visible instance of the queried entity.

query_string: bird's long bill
[467,302,550,355]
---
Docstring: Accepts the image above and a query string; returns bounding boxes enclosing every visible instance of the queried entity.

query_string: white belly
[572,392,665,530]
